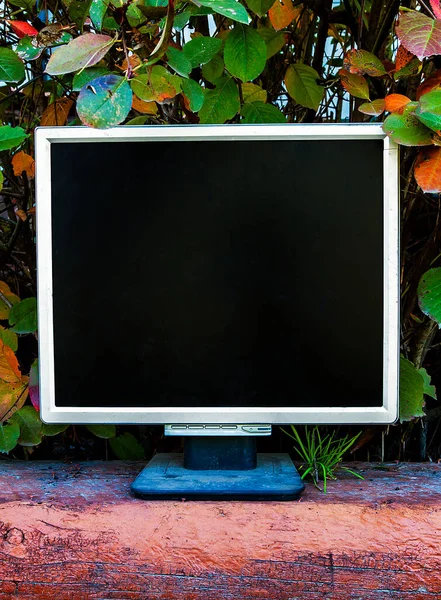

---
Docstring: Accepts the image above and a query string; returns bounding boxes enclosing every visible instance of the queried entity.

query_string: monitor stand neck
[184,436,256,470]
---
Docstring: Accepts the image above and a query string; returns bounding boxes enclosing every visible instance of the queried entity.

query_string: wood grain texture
[1,461,441,599]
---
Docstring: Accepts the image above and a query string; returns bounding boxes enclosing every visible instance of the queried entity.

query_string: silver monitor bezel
[36,123,399,424]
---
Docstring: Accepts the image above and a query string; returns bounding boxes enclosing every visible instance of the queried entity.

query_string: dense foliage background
[0,0,441,463]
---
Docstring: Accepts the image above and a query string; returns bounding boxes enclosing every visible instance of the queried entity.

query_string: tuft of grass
[282,425,364,493]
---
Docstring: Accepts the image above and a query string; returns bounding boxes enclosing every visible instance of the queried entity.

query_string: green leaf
[182,36,222,69]
[7,0,36,10]
[0,421,20,454]
[109,432,145,459]
[181,78,205,112]
[90,0,110,30]
[415,89,441,133]
[358,99,385,117]
[202,55,224,83]
[0,325,18,353]
[285,64,324,111]
[126,116,149,125]
[41,423,69,436]
[45,33,114,76]
[126,2,147,27]
[224,23,267,82]
[167,46,192,78]
[418,267,441,326]
[16,36,42,61]
[0,171,3,192]
[257,27,285,59]
[77,74,132,128]
[130,66,181,103]
[66,0,93,30]
[241,101,285,123]
[399,357,425,422]
[198,75,240,123]
[383,103,433,146]
[0,126,27,151]
[343,49,387,77]
[72,67,111,91]
[418,367,437,399]
[196,0,250,24]
[8,297,37,334]
[245,0,274,16]
[10,406,42,447]
[102,15,120,29]
[0,49,25,83]
[174,11,191,30]
[86,424,116,438]
[396,10,441,61]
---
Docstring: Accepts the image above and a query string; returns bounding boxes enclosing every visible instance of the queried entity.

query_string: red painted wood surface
[1,461,441,599]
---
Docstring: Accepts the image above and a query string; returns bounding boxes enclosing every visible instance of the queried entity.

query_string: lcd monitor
[35,124,399,499]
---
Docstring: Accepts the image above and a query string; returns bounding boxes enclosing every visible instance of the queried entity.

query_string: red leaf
[8,20,38,38]
[415,146,441,192]
[29,359,39,411]
[384,94,412,114]
[417,70,441,100]
[396,10,441,61]
[430,0,441,19]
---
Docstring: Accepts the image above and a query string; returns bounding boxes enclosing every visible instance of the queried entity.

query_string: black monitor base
[131,437,305,501]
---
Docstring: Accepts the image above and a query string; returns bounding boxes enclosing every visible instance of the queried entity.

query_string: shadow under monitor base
[130,453,305,500]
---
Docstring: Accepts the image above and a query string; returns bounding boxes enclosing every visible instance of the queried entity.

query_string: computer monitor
[36,123,399,499]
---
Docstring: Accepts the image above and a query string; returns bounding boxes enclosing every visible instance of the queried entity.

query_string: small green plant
[282,425,363,493]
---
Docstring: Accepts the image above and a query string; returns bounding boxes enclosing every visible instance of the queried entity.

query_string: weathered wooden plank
[1,461,441,599]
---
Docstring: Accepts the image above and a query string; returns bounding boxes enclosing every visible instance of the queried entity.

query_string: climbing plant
[0,0,441,459]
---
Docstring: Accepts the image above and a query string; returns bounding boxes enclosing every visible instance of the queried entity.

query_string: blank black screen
[50,139,384,408]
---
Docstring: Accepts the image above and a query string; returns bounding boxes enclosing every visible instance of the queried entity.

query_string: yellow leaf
[242,83,267,104]
[40,96,74,127]
[0,282,19,321]
[12,151,35,179]
[0,339,22,383]
[0,379,28,422]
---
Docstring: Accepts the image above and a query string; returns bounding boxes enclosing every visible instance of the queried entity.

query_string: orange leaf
[132,95,158,115]
[15,209,27,222]
[384,93,411,114]
[0,339,21,383]
[0,379,28,422]
[119,54,141,72]
[395,45,414,71]
[269,0,296,31]
[12,151,35,179]
[415,146,441,193]
[40,96,74,126]
[417,70,441,100]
